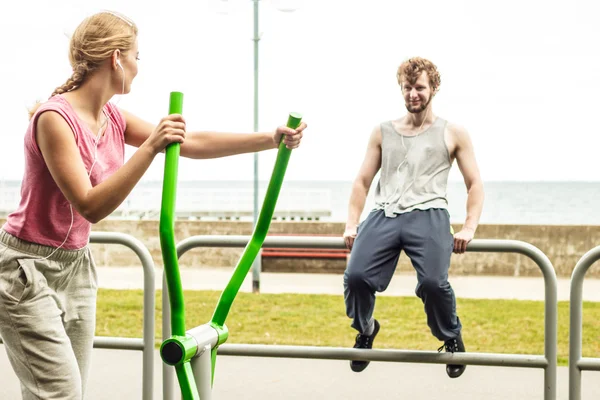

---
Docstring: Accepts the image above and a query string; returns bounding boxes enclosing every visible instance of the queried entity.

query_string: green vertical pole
[160,91,185,337]
[208,112,302,382]
[211,112,303,328]
[159,92,200,399]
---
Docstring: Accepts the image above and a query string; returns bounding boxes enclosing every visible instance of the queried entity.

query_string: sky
[1,0,600,183]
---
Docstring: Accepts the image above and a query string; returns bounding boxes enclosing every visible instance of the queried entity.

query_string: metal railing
[569,246,600,399]
[0,232,156,399]
[162,236,558,400]
[90,232,156,400]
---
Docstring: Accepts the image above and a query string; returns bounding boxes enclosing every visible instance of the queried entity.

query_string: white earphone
[115,58,125,95]
[382,110,431,213]
[41,54,126,259]
[42,53,125,260]
[39,110,107,260]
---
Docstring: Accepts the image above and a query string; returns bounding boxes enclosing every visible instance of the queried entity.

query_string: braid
[28,62,92,119]
[50,62,90,98]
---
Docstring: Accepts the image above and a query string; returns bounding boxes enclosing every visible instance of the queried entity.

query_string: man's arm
[344,126,382,250]
[451,124,484,253]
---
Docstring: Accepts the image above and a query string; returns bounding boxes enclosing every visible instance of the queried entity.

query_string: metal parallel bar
[93,337,144,351]
[578,358,600,372]
[172,236,558,400]
[90,232,156,400]
[1,336,145,351]
[217,344,548,369]
[468,240,558,400]
[569,246,600,399]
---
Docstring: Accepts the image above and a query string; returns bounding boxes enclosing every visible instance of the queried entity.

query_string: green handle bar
[159,92,200,398]
[160,94,302,398]
[160,91,186,337]
[210,112,303,329]
[205,111,302,388]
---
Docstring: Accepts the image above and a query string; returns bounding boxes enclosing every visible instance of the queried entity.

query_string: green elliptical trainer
[159,91,302,399]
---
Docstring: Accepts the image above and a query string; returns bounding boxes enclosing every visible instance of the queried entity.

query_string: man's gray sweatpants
[343,208,461,341]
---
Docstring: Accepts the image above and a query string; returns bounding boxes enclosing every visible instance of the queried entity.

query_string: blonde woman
[0,11,306,399]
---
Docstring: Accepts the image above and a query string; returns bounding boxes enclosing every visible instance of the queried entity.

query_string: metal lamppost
[214,0,301,293]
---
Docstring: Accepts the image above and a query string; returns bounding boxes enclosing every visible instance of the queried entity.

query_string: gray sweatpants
[343,209,461,341]
[0,230,97,400]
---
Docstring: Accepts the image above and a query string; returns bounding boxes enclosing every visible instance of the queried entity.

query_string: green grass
[96,289,600,366]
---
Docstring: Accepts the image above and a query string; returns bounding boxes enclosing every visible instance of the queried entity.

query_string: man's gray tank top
[373,117,451,217]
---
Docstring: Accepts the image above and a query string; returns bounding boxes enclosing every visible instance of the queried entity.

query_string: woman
[0,10,306,399]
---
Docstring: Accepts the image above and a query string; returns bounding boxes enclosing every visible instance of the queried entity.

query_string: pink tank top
[3,95,126,249]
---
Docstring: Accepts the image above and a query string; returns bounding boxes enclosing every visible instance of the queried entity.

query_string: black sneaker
[350,319,380,372]
[438,334,466,378]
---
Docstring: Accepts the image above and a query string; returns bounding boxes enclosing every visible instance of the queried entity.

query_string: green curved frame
[159,90,302,399]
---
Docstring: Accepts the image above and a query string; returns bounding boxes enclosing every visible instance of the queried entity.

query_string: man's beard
[405,97,431,114]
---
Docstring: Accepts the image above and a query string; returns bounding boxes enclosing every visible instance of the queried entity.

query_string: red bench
[261,234,349,273]
[261,247,349,259]
[261,233,349,259]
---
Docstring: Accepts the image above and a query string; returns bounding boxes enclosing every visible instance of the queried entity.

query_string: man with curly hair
[342,57,484,378]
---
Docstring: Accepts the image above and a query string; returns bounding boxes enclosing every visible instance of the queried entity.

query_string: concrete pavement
[1,349,600,399]
[2,268,600,399]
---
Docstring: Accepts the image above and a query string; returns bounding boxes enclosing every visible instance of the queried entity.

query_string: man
[343,57,484,378]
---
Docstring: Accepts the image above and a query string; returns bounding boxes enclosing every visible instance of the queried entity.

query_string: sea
[0,180,599,225]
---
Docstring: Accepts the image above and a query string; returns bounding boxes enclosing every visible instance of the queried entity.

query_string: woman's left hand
[273,122,307,149]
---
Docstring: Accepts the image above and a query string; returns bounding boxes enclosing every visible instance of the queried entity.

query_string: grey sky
[2,0,599,182]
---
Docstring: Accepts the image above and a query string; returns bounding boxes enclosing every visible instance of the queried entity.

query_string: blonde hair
[396,57,441,94]
[28,11,138,119]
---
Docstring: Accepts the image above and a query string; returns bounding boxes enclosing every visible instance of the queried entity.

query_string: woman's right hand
[144,114,186,155]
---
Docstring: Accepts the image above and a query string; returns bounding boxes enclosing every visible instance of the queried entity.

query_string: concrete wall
[90,220,600,277]
[3,218,599,277]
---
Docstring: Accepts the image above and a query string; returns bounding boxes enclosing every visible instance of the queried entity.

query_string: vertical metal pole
[88,232,156,400]
[251,0,262,293]
[191,345,213,400]
[142,245,155,400]
[543,261,558,400]
[567,248,600,400]
[569,268,583,400]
